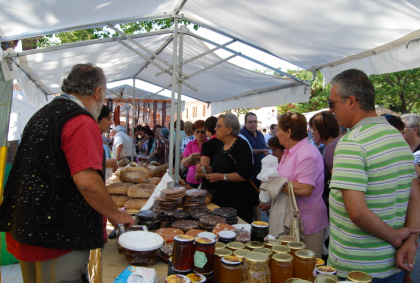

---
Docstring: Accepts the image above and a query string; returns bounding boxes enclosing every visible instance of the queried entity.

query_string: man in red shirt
[0,64,134,282]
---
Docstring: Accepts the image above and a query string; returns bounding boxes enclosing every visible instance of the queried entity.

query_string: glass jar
[264,239,281,249]
[278,235,296,246]
[220,255,243,283]
[346,271,372,282]
[294,249,316,282]
[245,241,265,250]
[287,241,307,259]
[226,241,246,251]
[218,230,236,244]
[215,242,226,250]
[270,253,293,283]
[242,252,271,283]
[173,235,195,272]
[233,248,251,259]
[193,237,216,274]
[253,247,273,256]
[213,248,232,283]
[315,273,339,283]
[272,245,291,255]
[250,221,269,242]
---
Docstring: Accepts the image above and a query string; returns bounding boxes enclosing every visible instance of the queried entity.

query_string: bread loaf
[120,166,150,183]
[148,177,162,185]
[124,198,148,210]
[111,195,130,207]
[127,183,156,198]
[107,182,132,194]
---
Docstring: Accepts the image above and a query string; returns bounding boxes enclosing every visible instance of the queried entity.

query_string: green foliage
[37,19,198,47]
[276,70,330,114]
[370,68,420,114]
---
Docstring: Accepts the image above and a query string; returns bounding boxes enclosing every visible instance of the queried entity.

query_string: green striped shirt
[328,117,415,278]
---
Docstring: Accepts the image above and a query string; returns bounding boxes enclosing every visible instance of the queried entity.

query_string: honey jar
[294,249,316,282]
[220,255,243,283]
[270,253,293,283]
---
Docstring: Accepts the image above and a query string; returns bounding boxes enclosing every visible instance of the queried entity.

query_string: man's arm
[73,168,134,229]
[396,178,420,271]
[342,189,419,249]
[252,149,268,156]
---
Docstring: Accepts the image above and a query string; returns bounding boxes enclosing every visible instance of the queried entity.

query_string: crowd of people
[1,63,420,282]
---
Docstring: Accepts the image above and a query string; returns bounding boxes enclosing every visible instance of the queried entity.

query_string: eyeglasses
[195,130,206,134]
[215,124,226,128]
[247,120,258,124]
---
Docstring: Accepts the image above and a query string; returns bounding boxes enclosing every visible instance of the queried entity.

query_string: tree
[37,19,198,47]
[276,70,330,114]
[370,68,420,114]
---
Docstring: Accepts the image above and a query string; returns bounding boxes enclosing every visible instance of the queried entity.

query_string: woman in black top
[196,113,258,223]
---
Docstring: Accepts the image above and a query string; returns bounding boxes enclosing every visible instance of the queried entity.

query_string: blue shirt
[239,127,267,185]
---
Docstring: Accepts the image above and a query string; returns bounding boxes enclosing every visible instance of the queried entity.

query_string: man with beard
[0,63,134,282]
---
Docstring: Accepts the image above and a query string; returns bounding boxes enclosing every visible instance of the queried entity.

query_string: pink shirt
[183,138,208,184]
[277,138,328,234]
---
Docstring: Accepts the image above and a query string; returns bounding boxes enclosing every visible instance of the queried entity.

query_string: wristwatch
[223,173,228,182]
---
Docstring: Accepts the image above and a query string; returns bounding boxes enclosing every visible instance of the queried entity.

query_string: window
[202,105,206,117]
[193,106,198,118]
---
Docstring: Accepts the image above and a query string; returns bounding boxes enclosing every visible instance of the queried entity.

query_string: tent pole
[168,17,179,180]
[174,25,184,185]
[131,77,136,161]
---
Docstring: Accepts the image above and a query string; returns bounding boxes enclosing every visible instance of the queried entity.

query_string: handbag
[287,181,304,242]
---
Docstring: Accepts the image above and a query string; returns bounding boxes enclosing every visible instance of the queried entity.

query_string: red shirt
[7,114,103,261]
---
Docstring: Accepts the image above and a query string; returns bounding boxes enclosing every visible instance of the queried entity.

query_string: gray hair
[159,128,170,139]
[330,69,375,111]
[401,114,420,137]
[61,63,106,96]
[218,113,240,136]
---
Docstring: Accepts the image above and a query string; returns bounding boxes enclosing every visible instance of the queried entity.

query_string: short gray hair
[401,114,420,137]
[218,113,240,136]
[61,63,106,96]
[330,69,375,111]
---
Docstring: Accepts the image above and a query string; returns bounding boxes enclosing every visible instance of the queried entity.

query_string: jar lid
[251,221,269,228]
[278,235,296,243]
[174,235,194,242]
[295,249,316,259]
[245,241,265,249]
[215,248,232,257]
[197,232,216,240]
[218,230,236,239]
[221,255,243,265]
[284,279,307,283]
[316,258,325,266]
[272,245,291,254]
[287,241,307,250]
[316,265,336,274]
[118,231,163,251]
[314,273,339,283]
[195,237,216,245]
[226,241,246,250]
[166,274,191,283]
[253,247,273,255]
[215,242,226,250]
[186,273,206,283]
[272,253,293,263]
[244,251,270,263]
[233,248,251,258]
[346,271,372,282]
[264,239,281,247]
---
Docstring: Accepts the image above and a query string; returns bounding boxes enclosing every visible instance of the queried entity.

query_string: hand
[206,173,222,183]
[390,228,420,249]
[263,149,269,155]
[108,210,134,230]
[396,235,419,272]
[259,202,271,216]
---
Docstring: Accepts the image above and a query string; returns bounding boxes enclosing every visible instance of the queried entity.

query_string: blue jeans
[339,271,404,283]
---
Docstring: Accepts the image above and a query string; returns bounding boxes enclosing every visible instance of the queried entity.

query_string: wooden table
[101,204,246,282]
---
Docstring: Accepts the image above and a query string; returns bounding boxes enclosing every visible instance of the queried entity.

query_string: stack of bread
[106,164,165,213]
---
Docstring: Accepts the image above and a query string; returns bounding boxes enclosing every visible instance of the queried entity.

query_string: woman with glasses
[196,113,258,223]
[276,112,328,259]
[181,120,208,188]
[267,136,285,162]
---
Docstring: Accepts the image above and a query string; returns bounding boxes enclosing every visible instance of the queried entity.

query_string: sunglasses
[195,130,206,134]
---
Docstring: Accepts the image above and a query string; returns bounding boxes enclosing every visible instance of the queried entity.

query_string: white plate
[233,224,251,231]
[118,231,163,251]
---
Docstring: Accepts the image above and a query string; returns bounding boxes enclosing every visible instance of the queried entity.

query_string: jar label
[194,251,207,268]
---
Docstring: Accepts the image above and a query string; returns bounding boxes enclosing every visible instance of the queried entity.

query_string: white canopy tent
[2,0,420,181]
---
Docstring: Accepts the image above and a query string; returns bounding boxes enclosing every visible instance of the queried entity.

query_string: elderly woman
[181,120,208,188]
[150,128,170,165]
[277,112,328,258]
[196,113,258,223]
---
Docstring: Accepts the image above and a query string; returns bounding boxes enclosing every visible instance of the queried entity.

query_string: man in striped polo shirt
[327,69,420,281]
